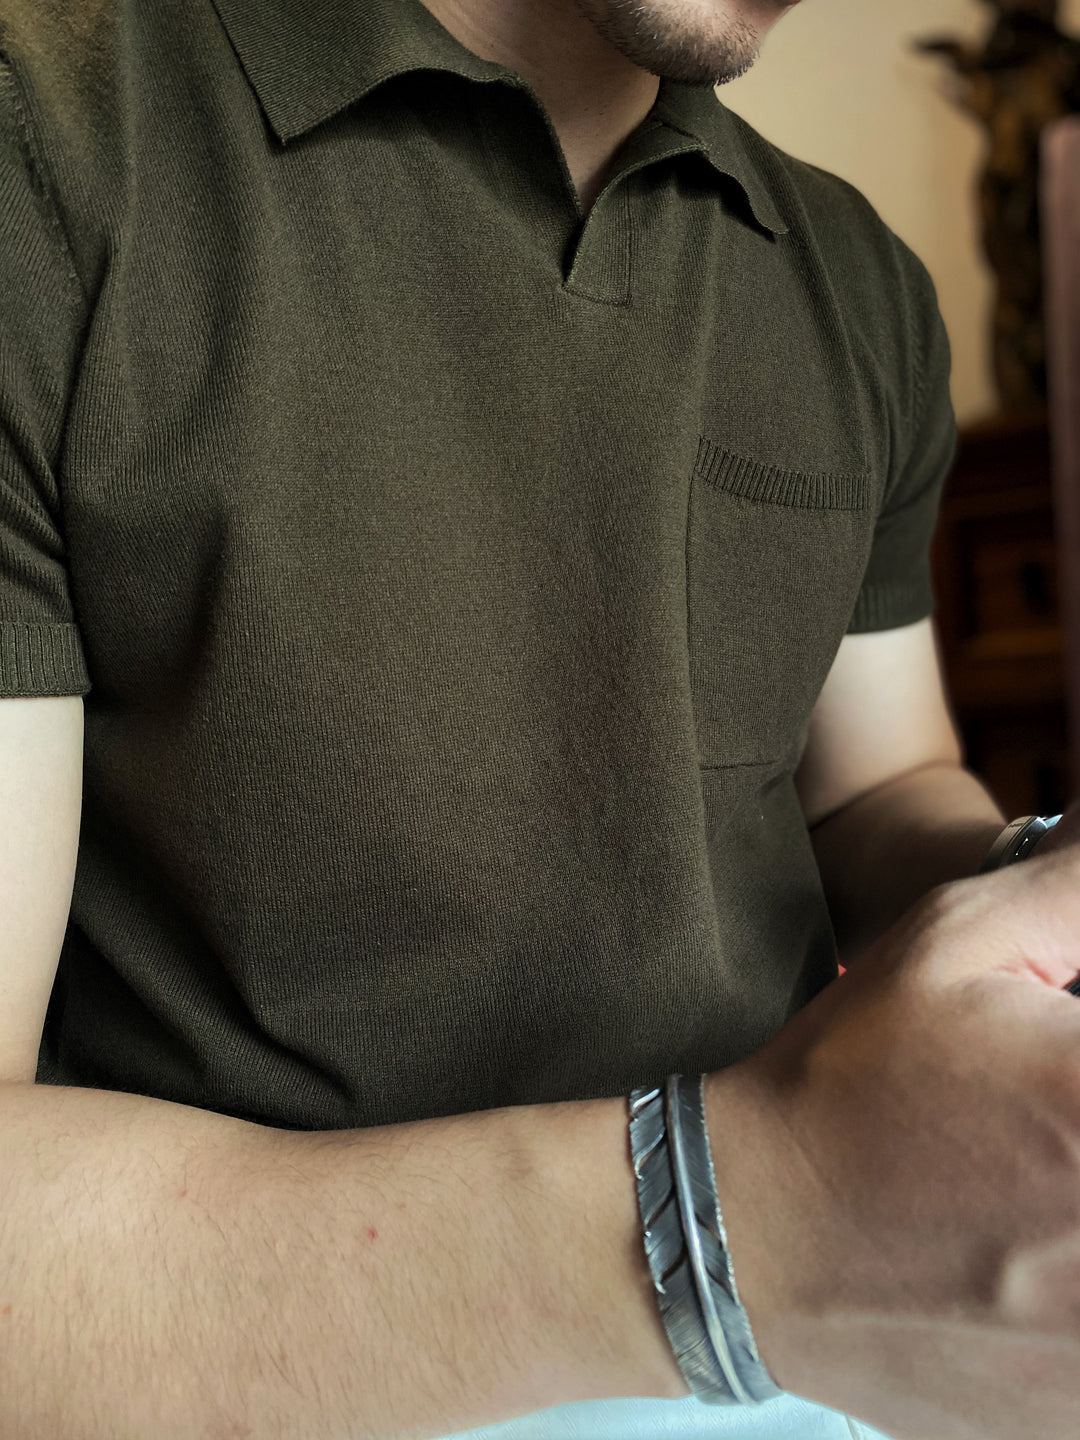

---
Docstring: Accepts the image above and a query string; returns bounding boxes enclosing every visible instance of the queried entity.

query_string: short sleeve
[846,250,958,634]
[0,52,91,696]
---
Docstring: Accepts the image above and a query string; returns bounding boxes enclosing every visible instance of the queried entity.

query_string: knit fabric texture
[0,0,957,1129]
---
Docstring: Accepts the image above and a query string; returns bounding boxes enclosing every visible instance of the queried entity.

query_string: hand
[704,846,1080,1440]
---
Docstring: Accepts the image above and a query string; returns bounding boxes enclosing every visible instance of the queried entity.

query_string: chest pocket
[687,438,878,770]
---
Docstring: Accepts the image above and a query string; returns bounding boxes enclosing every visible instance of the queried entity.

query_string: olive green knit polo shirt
[0,0,957,1130]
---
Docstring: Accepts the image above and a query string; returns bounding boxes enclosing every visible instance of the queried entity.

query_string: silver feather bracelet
[628,1074,783,1406]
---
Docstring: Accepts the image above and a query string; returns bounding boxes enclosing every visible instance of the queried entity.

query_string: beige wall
[720,0,1080,427]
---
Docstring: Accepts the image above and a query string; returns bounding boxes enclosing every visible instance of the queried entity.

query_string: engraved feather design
[629,1078,775,1406]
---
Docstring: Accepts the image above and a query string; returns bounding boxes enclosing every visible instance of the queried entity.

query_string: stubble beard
[566,0,764,86]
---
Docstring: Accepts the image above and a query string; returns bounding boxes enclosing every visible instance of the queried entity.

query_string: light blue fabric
[436,1391,899,1440]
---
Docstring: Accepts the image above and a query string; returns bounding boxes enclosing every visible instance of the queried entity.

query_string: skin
[419,0,803,209]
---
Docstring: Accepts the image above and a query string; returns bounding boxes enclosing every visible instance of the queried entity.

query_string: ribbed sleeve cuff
[846,577,934,633]
[0,620,91,695]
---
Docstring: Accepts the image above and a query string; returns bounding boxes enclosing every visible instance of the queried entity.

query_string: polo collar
[208,0,788,235]
[651,80,788,236]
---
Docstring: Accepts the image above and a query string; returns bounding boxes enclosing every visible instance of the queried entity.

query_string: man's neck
[417,0,660,213]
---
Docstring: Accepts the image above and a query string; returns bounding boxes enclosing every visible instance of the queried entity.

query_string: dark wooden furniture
[930,409,1070,818]
[930,113,1080,821]
[1042,115,1080,808]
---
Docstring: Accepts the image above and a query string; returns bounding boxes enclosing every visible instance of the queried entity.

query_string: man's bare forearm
[0,1080,687,1440]
[808,760,1005,961]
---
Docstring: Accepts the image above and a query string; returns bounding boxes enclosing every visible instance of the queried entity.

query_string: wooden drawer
[932,484,1064,708]
[968,528,1057,636]
[929,411,1069,813]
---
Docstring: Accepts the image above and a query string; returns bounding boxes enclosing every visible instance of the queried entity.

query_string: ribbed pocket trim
[0,621,92,696]
[695,436,871,510]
